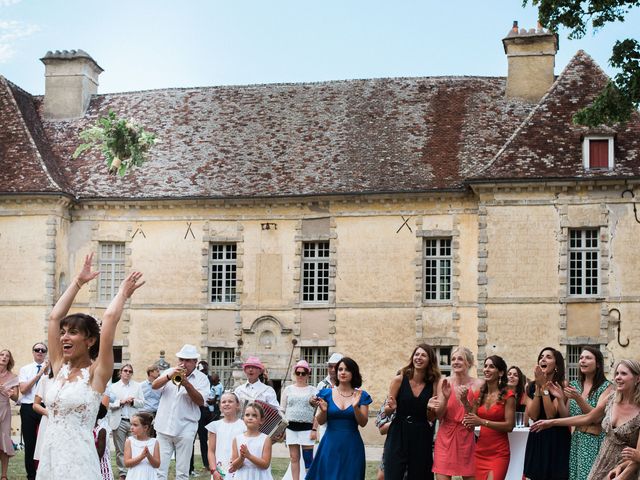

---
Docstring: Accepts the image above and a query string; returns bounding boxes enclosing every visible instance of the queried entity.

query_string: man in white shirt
[234,356,279,407]
[18,342,48,480]
[152,344,210,480]
[109,363,145,480]
[315,352,342,440]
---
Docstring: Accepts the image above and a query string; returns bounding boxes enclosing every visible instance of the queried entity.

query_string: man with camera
[152,344,210,480]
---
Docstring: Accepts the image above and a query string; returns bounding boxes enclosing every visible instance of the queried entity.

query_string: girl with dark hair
[37,253,144,480]
[563,347,612,480]
[462,355,515,480]
[124,412,160,480]
[307,357,372,480]
[383,344,442,480]
[523,347,571,480]
[507,366,528,413]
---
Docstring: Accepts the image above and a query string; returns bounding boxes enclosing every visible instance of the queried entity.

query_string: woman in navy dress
[306,357,372,480]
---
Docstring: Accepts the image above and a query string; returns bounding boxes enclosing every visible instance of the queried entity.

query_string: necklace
[338,389,354,397]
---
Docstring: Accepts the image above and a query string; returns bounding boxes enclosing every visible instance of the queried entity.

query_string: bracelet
[75,279,83,289]
[311,429,317,431]
[484,420,489,427]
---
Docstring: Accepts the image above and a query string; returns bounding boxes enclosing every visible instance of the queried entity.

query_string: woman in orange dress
[462,355,515,480]
[432,346,482,480]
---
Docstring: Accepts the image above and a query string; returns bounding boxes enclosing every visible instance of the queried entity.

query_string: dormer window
[583,136,614,170]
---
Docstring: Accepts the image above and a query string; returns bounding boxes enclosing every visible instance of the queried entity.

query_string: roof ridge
[33,75,507,99]
[0,77,64,193]
[472,50,602,178]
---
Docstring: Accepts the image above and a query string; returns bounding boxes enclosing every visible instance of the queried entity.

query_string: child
[93,403,114,480]
[206,392,247,479]
[124,412,160,480]
[230,402,273,480]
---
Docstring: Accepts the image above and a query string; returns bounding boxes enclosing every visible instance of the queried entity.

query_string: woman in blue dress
[306,357,372,480]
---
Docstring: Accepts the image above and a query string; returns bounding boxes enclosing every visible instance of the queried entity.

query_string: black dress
[383,375,435,480]
[523,383,571,480]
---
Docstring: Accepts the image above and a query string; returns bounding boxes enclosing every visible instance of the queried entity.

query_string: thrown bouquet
[73,110,158,176]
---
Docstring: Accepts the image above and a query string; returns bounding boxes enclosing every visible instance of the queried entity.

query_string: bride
[36,254,144,479]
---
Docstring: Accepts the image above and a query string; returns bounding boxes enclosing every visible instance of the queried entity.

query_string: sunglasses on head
[33,348,47,354]
[295,370,308,376]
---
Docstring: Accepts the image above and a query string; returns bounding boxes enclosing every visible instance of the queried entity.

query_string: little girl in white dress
[230,402,273,480]
[206,392,246,479]
[124,412,160,480]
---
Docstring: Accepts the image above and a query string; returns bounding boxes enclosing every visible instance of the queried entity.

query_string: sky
[1,0,639,95]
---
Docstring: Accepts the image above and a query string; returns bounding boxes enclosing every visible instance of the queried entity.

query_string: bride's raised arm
[48,253,99,372]
[91,271,145,393]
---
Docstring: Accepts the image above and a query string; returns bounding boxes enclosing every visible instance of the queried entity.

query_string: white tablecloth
[506,427,530,480]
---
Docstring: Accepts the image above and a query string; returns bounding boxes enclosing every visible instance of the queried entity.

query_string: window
[423,238,452,301]
[566,344,600,382]
[209,348,235,389]
[98,242,125,301]
[569,229,599,296]
[435,346,452,375]
[302,241,329,303]
[209,243,237,303]
[301,347,329,386]
[583,137,614,170]
[111,346,123,383]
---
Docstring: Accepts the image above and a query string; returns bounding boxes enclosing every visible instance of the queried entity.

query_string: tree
[525,0,639,126]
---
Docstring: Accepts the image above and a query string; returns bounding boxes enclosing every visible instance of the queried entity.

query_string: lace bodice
[36,363,102,479]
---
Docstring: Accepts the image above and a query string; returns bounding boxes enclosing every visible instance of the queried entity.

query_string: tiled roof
[2,50,638,200]
[0,78,66,194]
[6,76,532,199]
[473,51,640,182]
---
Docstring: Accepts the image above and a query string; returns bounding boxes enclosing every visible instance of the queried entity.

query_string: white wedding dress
[36,363,102,479]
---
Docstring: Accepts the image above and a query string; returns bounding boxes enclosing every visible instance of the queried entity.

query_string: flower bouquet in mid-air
[72,110,159,176]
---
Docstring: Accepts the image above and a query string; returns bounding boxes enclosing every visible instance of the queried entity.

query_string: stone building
[1,25,640,411]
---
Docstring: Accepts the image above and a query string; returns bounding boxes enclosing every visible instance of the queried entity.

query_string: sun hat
[327,352,344,365]
[294,359,311,373]
[175,344,200,360]
[243,356,265,371]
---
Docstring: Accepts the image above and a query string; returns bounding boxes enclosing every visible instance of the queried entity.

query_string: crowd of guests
[2,339,640,480]
[0,254,639,480]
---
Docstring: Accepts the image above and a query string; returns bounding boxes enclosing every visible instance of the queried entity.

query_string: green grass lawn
[5,450,382,479]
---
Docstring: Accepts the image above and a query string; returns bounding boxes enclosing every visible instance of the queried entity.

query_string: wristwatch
[542,389,550,396]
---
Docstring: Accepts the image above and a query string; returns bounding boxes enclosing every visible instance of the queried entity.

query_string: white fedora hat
[328,352,343,364]
[176,344,200,360]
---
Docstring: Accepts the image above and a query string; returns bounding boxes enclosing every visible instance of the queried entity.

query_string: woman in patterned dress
[563,347,611,480]
[531,359,640,480]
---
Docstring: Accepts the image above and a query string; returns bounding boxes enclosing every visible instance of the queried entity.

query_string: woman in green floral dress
[563,347,612,480]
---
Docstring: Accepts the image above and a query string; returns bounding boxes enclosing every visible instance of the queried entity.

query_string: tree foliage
[525,0,639,126]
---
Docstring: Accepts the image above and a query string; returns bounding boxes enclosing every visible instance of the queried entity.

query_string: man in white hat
[234,355,279,407]
[315,352,343,440]
[317,352,343,390]
[152,344,211,480]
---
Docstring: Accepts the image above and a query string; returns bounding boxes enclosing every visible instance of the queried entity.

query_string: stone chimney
[502,21,558,102]
[40,49,103,119]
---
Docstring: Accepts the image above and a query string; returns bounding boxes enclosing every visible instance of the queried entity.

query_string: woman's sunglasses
[295,371,308,376]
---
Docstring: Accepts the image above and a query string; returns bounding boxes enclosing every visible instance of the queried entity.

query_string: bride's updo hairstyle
[60,313,101,360]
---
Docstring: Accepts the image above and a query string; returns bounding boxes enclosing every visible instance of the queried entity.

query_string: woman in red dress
[462,355,515,480]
